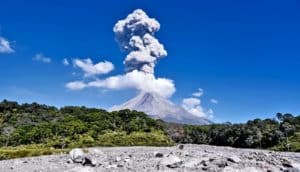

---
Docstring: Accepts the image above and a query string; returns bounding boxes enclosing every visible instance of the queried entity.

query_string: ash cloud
[66,9,175,97]
[113,9,167,74]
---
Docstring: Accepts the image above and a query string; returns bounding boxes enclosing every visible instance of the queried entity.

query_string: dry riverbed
[0,144,300,172]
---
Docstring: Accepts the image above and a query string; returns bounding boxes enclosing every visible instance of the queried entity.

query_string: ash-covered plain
[1,144,300,172]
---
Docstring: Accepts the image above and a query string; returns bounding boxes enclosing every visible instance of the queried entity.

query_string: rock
[124,157,131,162]
[115,156,121,162]
[82,156,98,167]
[154,152,164,158]
[227,155,241,163]
[216,160,228,168]
[66,159,73,164]
[117,164,124,168]
[106,164,117,168]
[69,148,86,163]
[209,158,215,162]
[282,159,293,168]
[88,148,105,157]
[160,155,182,168]
[183,158,201,168]
[178,144,184,150]
[202,167,208,171]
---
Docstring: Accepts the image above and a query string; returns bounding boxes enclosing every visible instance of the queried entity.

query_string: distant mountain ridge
[111,92,212,125]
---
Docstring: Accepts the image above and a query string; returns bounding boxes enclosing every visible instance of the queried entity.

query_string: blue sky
[0,0,300,123]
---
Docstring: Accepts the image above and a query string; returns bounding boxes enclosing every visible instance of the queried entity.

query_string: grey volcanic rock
[69,148,85,163]
[111,92,212,125]
[1,144,300,172]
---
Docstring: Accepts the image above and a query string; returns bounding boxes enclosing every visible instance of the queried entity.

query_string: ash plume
[113,9,167,74]
[66,9,175,98]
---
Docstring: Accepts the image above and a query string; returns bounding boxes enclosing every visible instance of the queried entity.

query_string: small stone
[209,158,215,162]
[106,164,117,168]
[115,156,121,162]
[161,155,182,168]
[154,152,164,158]
[202,167,208,171]
[124,158,131,162]
[227,155,241,163]
[117,164,124,168]
[178,144,184,150]
[66,159,73,164]
[216,161,228,168]
[82,156,97,167]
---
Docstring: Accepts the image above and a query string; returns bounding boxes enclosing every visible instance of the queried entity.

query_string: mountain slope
[111,92,212,125]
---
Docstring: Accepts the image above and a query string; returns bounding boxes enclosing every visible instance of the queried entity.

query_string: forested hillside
[165,113,300,152]
[0,100,173,149]
[0,99,299,160]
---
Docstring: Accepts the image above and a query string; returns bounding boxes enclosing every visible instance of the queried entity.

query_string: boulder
[69,148,86,163]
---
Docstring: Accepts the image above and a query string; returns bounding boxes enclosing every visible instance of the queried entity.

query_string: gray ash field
[1,144,300,172]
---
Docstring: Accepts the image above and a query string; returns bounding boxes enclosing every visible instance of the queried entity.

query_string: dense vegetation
[0,99,299,159]
[0,100,173,159]
[167,113,300,152]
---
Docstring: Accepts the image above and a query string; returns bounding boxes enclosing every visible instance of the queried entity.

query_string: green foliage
[0,100,173,154]
[177,114,300,150]
[0,144,68,160]
[97,130,173,146]
[273,132,300,152]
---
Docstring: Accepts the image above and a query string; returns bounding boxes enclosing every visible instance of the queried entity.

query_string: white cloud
[210,98,218,104]
[192,88,204,97]
[63,58,69,66]
[66,81,87,90]
[66,70,175,98]
[207,109,214,119]
[182,97,206,118]
[0,37,14,54]
[182,88,214,119]
[73,58,114,77]
[33,53,51,63]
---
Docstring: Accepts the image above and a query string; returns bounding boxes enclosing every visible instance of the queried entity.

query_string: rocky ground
[0,144,300,172]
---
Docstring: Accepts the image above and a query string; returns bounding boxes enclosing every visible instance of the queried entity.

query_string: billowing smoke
[113,9,167,74]
[66,9,175,98]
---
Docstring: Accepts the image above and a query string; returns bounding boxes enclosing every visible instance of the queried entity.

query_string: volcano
[111,92,212,125]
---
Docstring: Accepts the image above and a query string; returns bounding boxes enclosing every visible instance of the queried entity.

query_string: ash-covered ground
[1,144,300,172]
